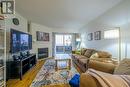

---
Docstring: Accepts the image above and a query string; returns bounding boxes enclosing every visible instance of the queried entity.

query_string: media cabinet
[7,54,36,80]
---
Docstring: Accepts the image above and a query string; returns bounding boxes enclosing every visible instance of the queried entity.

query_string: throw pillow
[81,48,87,55]
[114,59,130,75]
[84,49,94,58]
[90,53,99,59]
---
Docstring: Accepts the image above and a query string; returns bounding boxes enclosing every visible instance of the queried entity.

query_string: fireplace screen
[38,48,48,59]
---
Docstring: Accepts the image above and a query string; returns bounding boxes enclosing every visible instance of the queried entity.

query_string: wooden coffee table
[55,54,71,70]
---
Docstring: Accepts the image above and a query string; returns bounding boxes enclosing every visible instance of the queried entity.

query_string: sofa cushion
[96,51,112,58]
[73,54,87,59]
[81,48,87,55]
[90,53,99,59]
[89,60,116,74]
[90,58,114,64]
[91,50,98,55]
[84,49,94,58]
[114,59,130,75]
[80,73,102,87]
[78,59,87,68]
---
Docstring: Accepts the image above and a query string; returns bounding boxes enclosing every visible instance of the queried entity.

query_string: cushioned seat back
[84,49,95,58]
[89,60,116,74]
[97,51,112,58]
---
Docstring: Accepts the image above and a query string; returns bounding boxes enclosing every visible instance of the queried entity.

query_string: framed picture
[36,31,49,41]
[87,33,93,41]
[94,31,101,40]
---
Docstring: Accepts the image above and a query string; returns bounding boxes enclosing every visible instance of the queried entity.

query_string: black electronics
[20,52,24,58]
[10,29,32,53]
[12,55,20,61]
[27,51,30,56]
[10,29,20,53]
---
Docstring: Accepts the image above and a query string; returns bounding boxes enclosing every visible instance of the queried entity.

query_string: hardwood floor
[7,59,81,87]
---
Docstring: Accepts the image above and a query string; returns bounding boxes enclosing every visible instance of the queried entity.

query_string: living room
[0,0,130,87]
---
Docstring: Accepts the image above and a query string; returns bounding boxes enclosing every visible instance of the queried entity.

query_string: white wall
[6,13,28,33]
[80,0,130,60]
[31,23,53,57]
[5,12,28,60]
[31,22,79,58]
[5,12,28,46]
[4,11,79,59]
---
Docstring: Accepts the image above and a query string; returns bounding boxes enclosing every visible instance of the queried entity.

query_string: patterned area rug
[30,59,79,87]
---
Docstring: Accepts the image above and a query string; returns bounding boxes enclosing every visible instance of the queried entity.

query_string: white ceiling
[16,0,123,29]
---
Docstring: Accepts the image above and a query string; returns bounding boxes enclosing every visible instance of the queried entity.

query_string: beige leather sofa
[72,48,115,72]
[80,60,116,87]
[80,59,130,87]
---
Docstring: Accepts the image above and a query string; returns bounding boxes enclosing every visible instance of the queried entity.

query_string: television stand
[7,54,36,80]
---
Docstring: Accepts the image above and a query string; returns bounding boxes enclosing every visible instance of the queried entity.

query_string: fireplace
[38,48,48,59]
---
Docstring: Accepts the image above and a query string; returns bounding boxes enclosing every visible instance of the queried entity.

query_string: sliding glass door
[55,34,72,54]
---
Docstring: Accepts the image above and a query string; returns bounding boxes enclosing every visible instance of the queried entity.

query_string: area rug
[30,59,79,87]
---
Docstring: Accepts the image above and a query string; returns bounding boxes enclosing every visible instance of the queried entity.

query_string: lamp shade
[104,29,119,39]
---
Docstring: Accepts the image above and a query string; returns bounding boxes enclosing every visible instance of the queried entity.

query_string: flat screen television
[20,33,29,51]
[10,29,32,53]
[11,29,20,53]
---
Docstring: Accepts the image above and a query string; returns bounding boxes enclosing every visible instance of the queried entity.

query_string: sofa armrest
[88,60,116,74]
[80,73,102,87]
[72,50,76,54]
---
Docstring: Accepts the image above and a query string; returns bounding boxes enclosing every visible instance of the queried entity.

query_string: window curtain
[52,32,56,57]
